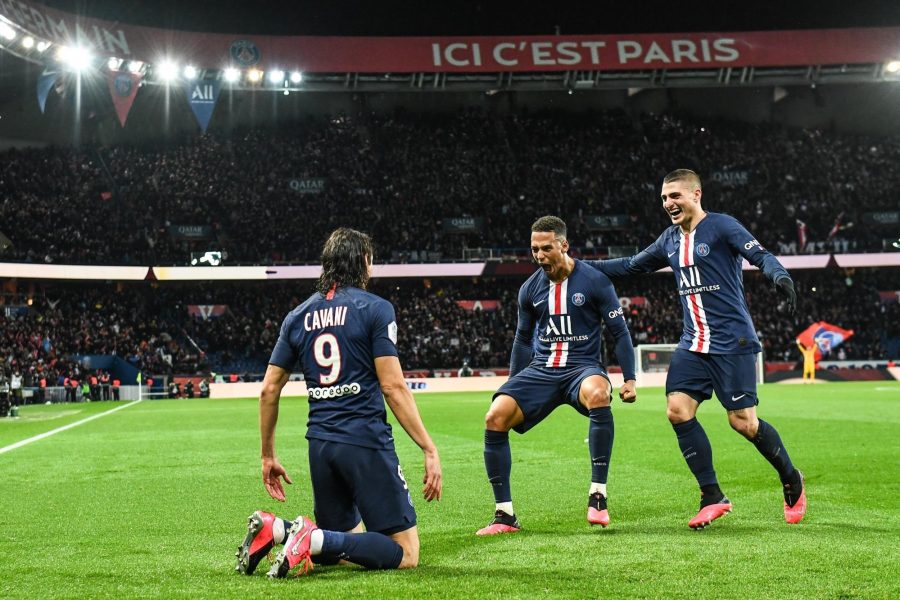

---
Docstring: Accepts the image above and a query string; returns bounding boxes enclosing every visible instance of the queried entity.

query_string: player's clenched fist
[619,380,637,403]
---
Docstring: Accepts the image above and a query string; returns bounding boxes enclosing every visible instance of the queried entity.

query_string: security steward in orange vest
[100,371,111,400]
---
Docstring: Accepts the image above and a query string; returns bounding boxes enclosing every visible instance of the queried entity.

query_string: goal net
[635,344,764,387]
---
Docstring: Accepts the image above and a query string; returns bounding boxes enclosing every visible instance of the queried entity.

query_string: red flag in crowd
[796,219,808,251]
[796,321,854,361]
[827,211,845,241]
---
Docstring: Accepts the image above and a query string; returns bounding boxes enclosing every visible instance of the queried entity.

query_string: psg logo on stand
[571,293,586,306]
[695,243,710,256]
[230,40,261,66]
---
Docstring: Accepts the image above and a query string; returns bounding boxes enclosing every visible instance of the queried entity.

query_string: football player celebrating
[236,228,442,577]
[477,216,637,535]
[589,169,806,528]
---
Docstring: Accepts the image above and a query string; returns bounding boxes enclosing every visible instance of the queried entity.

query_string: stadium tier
[1,111,899,266]
[1,268,897,386]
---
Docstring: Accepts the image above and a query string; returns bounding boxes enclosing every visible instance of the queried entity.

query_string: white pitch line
[0,400,143,456]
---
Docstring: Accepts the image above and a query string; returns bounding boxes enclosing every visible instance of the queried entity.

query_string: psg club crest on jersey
[230,40,261,66]
[571,292,585,306]
[114,74,132,97]
[695,243,710,256]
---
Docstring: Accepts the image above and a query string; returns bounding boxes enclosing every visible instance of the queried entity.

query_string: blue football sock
[751,419,797,484]
[484,429,512,503]
[320,531,404,570]
[673,418,718,487]
[588,406,614,485]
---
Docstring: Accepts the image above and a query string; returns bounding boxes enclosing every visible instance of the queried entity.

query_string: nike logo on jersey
[667,251,677,257]
[533,298,548,307]
[731,393,747,402]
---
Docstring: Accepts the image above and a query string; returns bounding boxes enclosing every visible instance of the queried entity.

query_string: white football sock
[309,529,324,555]
[589,482,607,497]
[495,501,514,515]
[272,518,286,544]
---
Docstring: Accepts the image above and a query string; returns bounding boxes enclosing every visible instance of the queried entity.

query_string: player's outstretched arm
[375,356,443,502]
[584,247,668,278]
[259,363,293,502]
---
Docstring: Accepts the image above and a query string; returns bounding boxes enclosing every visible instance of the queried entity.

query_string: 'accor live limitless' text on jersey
[588,212,791,355]
[513,259,636,380]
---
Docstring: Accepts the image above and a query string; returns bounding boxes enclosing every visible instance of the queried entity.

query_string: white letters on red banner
[2,1,899,73]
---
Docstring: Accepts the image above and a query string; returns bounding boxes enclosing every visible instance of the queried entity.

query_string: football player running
[588,169,806,529]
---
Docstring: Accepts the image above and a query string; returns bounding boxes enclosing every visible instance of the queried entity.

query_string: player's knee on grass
[391,527,420,569]
[727,408,758,439]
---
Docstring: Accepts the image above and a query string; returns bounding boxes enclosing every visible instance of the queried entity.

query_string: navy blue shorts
[495,364,610,434]
[665,349,759,410]
[307,438,417,536]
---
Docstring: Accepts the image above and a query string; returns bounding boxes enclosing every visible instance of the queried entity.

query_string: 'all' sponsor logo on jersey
[679,266,702,288]
[546,315,573,336]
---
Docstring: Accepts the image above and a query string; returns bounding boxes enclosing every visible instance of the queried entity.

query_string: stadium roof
[38,0,900,36]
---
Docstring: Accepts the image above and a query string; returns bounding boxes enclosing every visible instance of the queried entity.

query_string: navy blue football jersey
[269,287,399,450]
[588,212,791,355]
[514,259,636,380]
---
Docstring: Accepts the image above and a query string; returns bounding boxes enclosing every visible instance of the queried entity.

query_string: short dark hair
[531,215,567,241]
[316,228,373,294]
[663,169,702,189]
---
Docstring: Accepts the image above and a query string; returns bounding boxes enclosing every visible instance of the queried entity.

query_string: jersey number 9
[313,333,342,384]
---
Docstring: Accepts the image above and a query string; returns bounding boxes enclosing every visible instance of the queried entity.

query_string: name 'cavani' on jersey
[589,212,791,355]
[268,287,399,450]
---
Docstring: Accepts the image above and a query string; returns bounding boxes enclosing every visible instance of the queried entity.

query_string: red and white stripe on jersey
[545,278,569,367]
[680,230,711,353]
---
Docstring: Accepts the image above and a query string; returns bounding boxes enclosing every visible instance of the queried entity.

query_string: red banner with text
[3,0,899,72]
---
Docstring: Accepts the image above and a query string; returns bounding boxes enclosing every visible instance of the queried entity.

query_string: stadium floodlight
[36,40,50,52]
[223,67,240,82]
[247,68,262,83]
[21,35,34,49]
[128,60,143,73]
[183,65,198,80]
[268,69,285,84]
[107,57,122,71]
[0,22,15,41]
[290,71,302,83]
[886,60,900,74]
[157,61,178,81]
[58,45,93,71]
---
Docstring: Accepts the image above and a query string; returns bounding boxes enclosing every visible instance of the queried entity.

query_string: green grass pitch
[1,382,898,599]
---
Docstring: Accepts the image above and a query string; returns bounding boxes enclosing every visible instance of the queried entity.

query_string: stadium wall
[209,372,632,398]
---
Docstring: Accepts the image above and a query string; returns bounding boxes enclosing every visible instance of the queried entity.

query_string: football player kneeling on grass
[235,228,442,577]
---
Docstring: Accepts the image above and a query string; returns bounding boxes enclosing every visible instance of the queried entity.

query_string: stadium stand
[1,110,898,266]
[1,268,897,386]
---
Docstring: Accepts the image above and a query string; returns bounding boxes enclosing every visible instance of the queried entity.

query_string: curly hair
[316,228,373,294]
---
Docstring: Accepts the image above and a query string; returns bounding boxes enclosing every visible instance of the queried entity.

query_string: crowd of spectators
[1,269,897,386]
[1,109,898,266]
